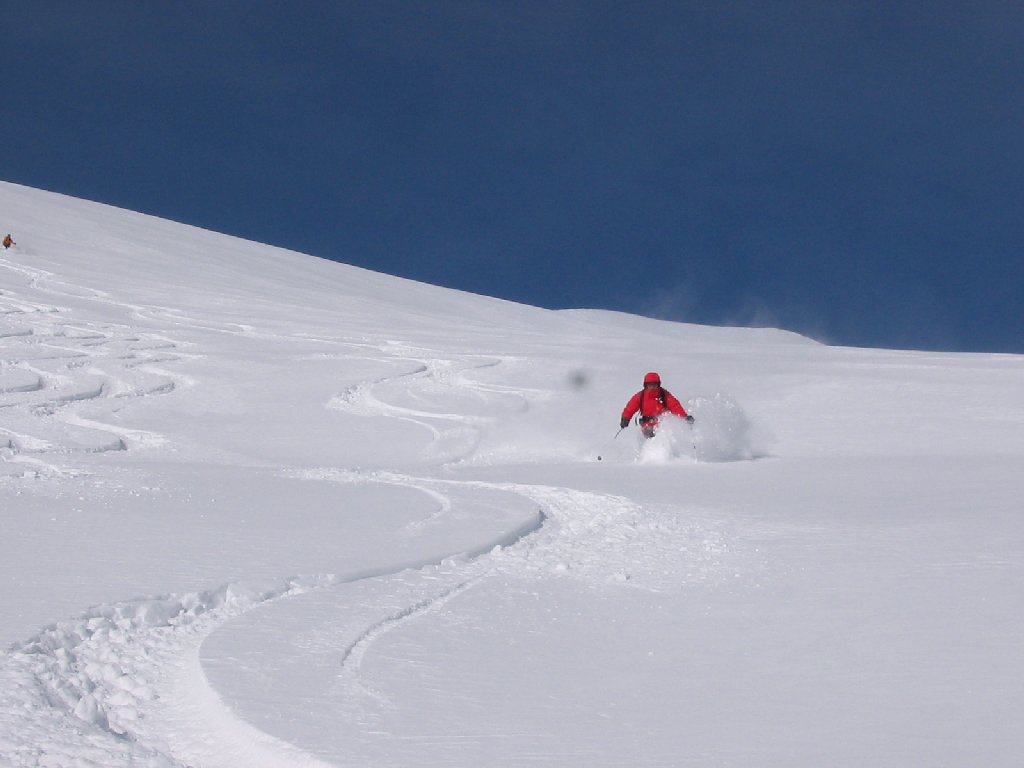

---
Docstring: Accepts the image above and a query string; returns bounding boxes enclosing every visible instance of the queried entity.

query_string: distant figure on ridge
[2,234,14,249]
[620,371,693,438]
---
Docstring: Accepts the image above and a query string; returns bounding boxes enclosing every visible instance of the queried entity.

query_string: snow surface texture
[1,181,1023,766]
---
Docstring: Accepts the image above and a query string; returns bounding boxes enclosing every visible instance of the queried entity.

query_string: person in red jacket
[620,371,694,438]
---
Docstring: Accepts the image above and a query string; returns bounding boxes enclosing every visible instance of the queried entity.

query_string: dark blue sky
[5,3,1022,352]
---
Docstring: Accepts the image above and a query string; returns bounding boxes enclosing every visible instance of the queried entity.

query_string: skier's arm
[664,391,692,420]
[620,392,642,428]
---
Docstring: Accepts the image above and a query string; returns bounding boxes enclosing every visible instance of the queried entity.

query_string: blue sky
[4,3,1022,352]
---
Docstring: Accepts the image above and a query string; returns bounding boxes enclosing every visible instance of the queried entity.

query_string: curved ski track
[1,259,185,476]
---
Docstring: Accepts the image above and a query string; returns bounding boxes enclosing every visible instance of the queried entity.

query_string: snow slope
[1,180,1023,766]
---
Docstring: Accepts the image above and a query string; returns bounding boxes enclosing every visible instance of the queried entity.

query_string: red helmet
[643,372,661,386]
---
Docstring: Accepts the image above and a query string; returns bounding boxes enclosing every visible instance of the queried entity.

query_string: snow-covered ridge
[2,181,1023,766]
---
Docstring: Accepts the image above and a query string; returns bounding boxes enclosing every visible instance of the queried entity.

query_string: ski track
[327,342,544,464]
[1,256,733,766]
[0,263,184,476]
[184,468,748,767]
[335,577,480,696]
[0,472,549,768]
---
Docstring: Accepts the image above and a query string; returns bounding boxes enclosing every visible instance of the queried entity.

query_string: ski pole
[598,427,625,461]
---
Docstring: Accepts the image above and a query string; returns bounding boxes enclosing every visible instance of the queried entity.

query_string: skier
[2,234,14,249]
[620,372,694,438]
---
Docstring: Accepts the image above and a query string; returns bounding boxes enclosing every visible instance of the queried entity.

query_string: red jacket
[621,386,688,424]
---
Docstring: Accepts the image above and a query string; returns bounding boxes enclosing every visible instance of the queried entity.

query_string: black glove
[620,417,630,429]
[685,414,695,424]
